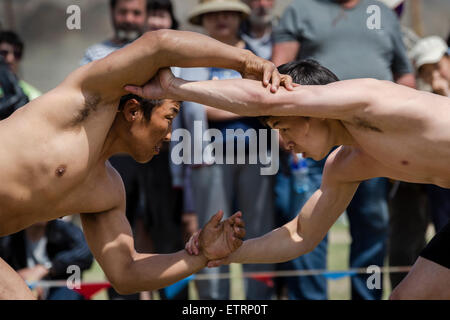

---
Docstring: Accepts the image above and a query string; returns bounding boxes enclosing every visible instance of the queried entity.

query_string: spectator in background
[81,0,148,64]
[182,0,275,300]
[0,54,28,120]
[0,220,93,300]
[241,0,276,60]
[0,31,40,102]
[147,0,179,31]
[134,0,197,301]
[412,36,450,97]
[81,0,149,300]
[411,36,450,232]
[272,0,415,300]
[376,0,429,291]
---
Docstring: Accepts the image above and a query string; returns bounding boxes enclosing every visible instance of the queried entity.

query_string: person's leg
[236,163,276,300]
[391,221,450,299]
[390,257,450,300]
[346,178,389,300]
[191,164,231,300]
[388,182,428,288]
[0,257,35,300]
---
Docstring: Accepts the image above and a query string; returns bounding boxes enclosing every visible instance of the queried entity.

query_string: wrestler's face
[266,116,331,160]
[123,99,180,163]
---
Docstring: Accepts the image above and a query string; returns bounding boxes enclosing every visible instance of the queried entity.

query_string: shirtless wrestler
[125,61,450,300]
[0,29,291,299]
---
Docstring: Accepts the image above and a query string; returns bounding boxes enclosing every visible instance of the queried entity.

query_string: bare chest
[343,120,450,186]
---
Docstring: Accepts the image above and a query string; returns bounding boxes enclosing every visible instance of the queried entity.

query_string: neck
[111,37,126,46]
[328,119,356,147]
[100,123,128,162]
[250,23,271,39]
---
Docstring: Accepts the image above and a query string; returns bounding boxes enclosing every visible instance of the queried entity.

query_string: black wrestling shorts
[419,221,450,269]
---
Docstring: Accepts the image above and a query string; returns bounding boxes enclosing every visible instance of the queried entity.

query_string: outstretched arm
[187,148,360,266]
[125,69,376,120]
[81,176,245,294]
[69,30,286,103]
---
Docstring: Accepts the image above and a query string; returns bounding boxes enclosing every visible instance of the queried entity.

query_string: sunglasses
[0,48,22,60]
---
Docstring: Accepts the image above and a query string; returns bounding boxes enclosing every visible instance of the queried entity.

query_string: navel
[55,165,67,177]
[401,160,409,166]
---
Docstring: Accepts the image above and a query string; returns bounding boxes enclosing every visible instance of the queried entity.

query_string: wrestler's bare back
[323,81,450,188]
[0,82,125,236]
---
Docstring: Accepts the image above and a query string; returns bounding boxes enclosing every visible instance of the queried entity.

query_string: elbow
[109,276,137,296]
[106,263,138,296]
[141,29,171,52]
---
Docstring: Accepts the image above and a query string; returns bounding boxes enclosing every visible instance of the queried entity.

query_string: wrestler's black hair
[118,94,164,121]
[259,59,339,126]
[147,0,179,30]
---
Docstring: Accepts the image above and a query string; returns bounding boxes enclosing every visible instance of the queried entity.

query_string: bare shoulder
[322,146,379,184]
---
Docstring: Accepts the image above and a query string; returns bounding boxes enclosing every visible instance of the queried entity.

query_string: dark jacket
[0,56,28,120]
[0,220,93,280]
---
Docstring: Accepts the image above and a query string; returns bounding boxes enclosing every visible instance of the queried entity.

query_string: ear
[303,118,311,136]
[122,99,143,122]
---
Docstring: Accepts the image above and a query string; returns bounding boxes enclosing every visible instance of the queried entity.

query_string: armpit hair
[352,116,383,133]
[70,92,101,126]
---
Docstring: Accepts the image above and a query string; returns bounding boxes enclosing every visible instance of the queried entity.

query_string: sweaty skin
[0,29,285,298]
[126,69,450,299]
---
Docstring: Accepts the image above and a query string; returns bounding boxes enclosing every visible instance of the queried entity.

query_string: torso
[331,87,450,188]
[0,85,123,236]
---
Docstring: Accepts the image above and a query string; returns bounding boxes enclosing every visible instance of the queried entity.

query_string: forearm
[157,30,249,74]
[229,217,311,264]
[170,78,295,117]
[118,250,207,294]
[204,105,242,121]
[226,182,357,264]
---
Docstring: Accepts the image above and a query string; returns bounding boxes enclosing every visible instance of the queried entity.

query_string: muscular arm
[163,75,377,120]
[71,30,274,102]
[207,148,360,265]
[81,205,208,294]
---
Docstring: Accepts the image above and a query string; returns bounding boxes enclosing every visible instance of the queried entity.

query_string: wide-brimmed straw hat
[188,0,251,26]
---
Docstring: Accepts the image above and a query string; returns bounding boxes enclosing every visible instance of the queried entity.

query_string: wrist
[197,252,209,267]
[168,77,186,100]
[238,49,252,75]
